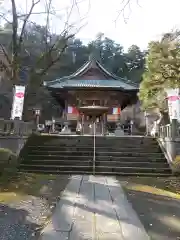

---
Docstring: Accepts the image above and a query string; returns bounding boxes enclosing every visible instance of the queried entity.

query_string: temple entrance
[78,104,109,136]
[80,115,105,135]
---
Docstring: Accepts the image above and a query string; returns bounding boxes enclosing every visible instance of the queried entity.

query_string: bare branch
[38,40,70,77]
[63,0,76,31]
[0,13,12,24]
[1,0,86,89]
[0,44,11,65]
[11,0,18,84]
[44,0,53,51]
[115,0,131,23]
[0,60,11,79]
[115,0,140,24]
[73,0,81,18]
[31,34,74,81]
[18,0,41,52]
[18,11,56,18]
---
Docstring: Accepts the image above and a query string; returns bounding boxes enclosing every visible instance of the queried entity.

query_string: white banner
[166,88,180,122]
[11,85,25,120]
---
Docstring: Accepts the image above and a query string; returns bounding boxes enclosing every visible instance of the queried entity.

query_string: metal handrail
[93,121,96,175]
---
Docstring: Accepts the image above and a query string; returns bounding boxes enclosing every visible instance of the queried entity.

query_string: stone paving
[40,175,150,240]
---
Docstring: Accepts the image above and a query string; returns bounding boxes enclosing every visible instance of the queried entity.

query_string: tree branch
[18,11,55,18]
[0,44,11,65]
[0,60,11,78]
[0,13,12,24]
[11,0,19,84]
[44,0,52,52]
[11,0,18,54]
[115,0,131,23]
[115,0,140,24]
[18,0,40,52]
[37,35,74,77]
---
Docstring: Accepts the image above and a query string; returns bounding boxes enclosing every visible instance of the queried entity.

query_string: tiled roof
[44,57,139,91]
[44,79,138,90]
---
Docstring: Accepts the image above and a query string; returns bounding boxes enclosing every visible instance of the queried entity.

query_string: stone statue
[115,122,124,136]
[61,122,71,134]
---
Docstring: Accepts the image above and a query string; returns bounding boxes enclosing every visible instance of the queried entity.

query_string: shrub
[172,156,180,173]
[0,148,18,180]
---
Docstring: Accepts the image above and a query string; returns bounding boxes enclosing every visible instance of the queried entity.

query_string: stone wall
[0,136,28,155]
[174,139,180,156]
[121,102,161,134]
[158,138,174,162]
[120,102,146,129]
[158,136,180,173]
[0,120,34,155]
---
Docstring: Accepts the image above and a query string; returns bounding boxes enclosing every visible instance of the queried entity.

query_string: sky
[2,0,180,51]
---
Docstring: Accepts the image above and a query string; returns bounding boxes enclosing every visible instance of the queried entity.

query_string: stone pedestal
[115,124,124,136]
[61,122,71,134]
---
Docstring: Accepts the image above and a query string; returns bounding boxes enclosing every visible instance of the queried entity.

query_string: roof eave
[43,59,137,88]
[46,85,138,91]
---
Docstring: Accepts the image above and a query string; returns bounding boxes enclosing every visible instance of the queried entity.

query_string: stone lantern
[33,106,41,129]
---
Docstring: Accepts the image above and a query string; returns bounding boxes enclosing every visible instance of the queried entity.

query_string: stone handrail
[159,124,172,138]
[0,119,34,136]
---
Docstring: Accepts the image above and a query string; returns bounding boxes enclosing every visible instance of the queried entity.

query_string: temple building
[44,57,139,135]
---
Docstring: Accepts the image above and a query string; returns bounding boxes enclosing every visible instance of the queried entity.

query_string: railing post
[93,120,96,175]
[159,122,177,164]
[171,119,178,140]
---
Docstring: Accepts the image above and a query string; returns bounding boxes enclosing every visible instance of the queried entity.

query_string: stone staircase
[18,134,172,176]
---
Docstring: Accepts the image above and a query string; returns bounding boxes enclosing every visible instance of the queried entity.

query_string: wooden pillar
[103,113,107,135]
[65,100,67,121]
[101,115,104,135]
[82,114,84,135]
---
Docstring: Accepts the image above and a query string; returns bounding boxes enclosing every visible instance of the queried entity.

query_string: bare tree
[115,0,140,23]
[0,0,85,87]
[0,0,87,119]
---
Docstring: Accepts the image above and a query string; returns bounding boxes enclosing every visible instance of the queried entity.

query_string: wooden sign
[107,114,119,122]
[67,113,79,120]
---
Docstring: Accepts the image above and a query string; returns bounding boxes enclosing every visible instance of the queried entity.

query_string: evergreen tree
[139,32,180,115]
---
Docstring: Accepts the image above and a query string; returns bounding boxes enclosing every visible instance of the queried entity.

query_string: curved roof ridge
[43,57,139,89]
[96,60,138,87]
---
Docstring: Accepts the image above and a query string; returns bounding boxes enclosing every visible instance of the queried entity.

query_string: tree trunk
[159,111,170,125]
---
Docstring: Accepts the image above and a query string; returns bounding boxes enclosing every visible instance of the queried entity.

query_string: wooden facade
[44,57,138,134]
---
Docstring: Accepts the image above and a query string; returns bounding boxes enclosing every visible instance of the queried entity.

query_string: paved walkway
[40,175,150,240]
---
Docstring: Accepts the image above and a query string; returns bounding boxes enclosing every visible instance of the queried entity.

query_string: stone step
[21,160,169,168]
[26,154,165,162]
[18,168,172,176]
[28,139,158,144]
[40,135,155,139]
[36,137,158,145]
[19,164,171,173]
[27,146,161,153]
[37,135,155,140]
[26,151,164,157]
[40,141,158,147]
[19,135,170,177]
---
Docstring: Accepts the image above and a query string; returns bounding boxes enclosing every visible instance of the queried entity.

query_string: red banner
[167,96,180,101]
[67,106,79,114]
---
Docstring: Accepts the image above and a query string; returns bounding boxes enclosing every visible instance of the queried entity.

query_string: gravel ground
[118,176,180,240]
[0,174,70,240]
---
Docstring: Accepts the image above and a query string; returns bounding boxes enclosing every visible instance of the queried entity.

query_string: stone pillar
[13,119,21,135]
[52,118,55,133]
[170,119,178,161]
[144,112,151,135]
[171,119,178,140]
